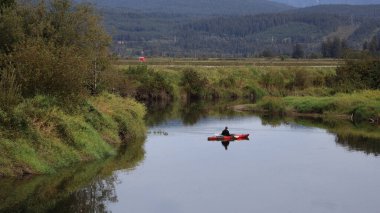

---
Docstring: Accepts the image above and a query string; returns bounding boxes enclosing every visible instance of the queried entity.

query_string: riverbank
[233,90,380,124]
[117,61,379,124]
[0,93,146,177]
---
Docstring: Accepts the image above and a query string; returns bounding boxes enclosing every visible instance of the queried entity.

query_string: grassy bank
[238,90,380,123]
[0,93,146,177]
[116,58,378,124]
[0,136,145,212]
[116,63,336,101]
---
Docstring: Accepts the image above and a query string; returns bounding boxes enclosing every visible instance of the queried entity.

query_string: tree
[1,0,112,99]
[321,37,349,58]
[181,68,208,100]
[0,0,14,11]
[335,58,380,91]
[368,36,379,53]
[292,44,304,59]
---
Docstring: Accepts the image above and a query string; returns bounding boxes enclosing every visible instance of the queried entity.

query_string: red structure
[139,57,146,62]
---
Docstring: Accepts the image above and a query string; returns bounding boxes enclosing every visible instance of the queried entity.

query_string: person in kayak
[221,126,230,136]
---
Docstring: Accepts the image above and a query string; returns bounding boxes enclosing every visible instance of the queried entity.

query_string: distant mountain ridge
[271,0,380,8]
[89,0,293,15]
[102,4,380,57]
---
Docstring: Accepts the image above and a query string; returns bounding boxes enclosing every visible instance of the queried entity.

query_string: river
[1,102,380,213]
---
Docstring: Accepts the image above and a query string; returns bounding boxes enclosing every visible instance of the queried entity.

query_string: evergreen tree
[292,44,304,59]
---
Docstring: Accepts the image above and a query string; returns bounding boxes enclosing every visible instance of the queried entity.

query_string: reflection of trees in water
[52,176,118,213]
[260,115,284,127]
[335,134,380,156]
[258,114,380,156]
[0,137,146,213]
[147,100,245,126]
[145,100,175,126]
[180,101,209,125]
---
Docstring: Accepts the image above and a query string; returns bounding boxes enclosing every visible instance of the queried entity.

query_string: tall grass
[116,64,334,102]
[245,90,380,123]
[0,93,146,177]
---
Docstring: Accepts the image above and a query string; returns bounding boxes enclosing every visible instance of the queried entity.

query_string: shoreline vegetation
[0,0,148,177]
[115,59,379,125]
[232,91,380,124]
[0,93,146,177]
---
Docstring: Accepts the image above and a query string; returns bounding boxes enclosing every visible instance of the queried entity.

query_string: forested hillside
[104,4,380,57]
[91,0,293,15]
[272,0,380,7]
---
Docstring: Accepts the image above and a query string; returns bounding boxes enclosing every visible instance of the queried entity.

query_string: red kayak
[207,134,249,141]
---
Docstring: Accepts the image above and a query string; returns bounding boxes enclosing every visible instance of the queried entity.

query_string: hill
[102,4,380,57]
[91,0,293,15]
[272,0,380,8]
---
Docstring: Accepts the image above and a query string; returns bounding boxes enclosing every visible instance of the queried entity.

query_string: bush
[244,84,266,101]
[181,68,208,100]
[0,68,21,110]
[6,39,87,98]
[335,58,380,91]
[257,97,286,115]
[125,65,174,101]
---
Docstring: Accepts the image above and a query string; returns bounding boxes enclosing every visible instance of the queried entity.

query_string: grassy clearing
[241,90,380,123]
[0,93,146,177]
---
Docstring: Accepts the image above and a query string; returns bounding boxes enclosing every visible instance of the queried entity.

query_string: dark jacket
[221,129,230,136]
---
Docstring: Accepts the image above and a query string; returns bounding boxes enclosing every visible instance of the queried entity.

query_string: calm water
[1,107,380,213]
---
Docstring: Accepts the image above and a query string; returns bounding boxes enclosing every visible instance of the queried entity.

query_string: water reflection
[0,137,145,213]
[222,141,230,150]
[147,100,380,156]
[1,100,380,213]
[145,100,246,127]
[259,115,380,156]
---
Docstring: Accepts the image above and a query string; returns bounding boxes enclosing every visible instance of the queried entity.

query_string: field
[115,58,343,67]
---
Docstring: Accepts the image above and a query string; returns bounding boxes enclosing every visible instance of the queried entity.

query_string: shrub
[244,84,266,101]
[181,68,208,100]
[335,58,380,91]
[6,39,88,98]
[257,97,286,115]
[125,65,174,101]
[0,68,21,110]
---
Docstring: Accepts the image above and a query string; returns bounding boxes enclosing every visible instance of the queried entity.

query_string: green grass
[0,93,146,177]
[117,63,336,100]
[243,90,380,122]
[0,136,145,212]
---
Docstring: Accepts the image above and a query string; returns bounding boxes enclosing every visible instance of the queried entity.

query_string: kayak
[207,134,249,141]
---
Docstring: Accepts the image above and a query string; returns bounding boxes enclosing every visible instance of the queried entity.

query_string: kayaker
[221,126,230,136]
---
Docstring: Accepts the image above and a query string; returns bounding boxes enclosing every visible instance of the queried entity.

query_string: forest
[102,4,380,57]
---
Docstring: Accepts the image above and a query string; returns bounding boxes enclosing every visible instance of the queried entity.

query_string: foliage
[94,0,292,15]
[243,90,380,123]
[124,64,174,101]
[321,37,349,58]
[0,68,21,110]
[363,35,380,56]
[0,0,111,106]
[6,39,88,98]
[180,68,208,100]
[0,93,146,177]
[292,44,304,59]
[334,58,380,91]
[256,96,286,115]
[104,5,380,57]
